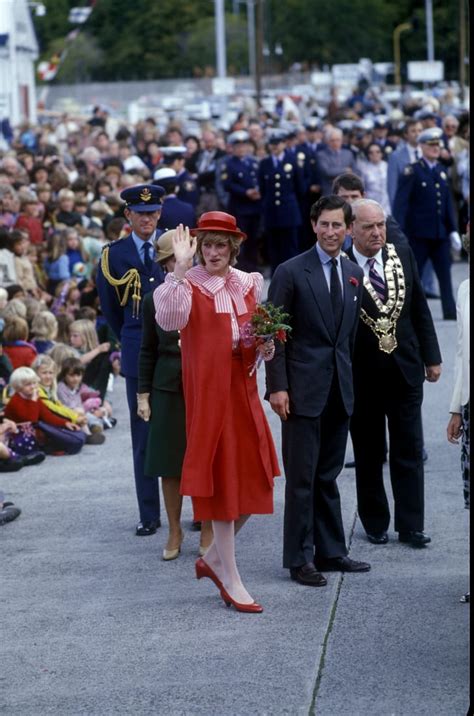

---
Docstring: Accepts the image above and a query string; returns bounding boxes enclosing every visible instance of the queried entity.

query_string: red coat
[3,342,38,370]
[4,392,68,427]
[179,281,278,500]
[14,214,44,245]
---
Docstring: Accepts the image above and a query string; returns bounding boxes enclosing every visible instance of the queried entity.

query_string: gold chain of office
[359,244,406,354]
[100,246,142,319]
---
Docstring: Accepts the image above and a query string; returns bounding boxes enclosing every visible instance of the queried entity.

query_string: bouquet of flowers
[240,302,292,375]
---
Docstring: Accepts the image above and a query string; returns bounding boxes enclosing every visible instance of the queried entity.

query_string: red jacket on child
[4,392,69,427]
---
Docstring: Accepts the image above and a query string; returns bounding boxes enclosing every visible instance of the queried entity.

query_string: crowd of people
[0,86,469,606]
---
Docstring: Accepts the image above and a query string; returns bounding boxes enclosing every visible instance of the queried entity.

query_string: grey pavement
[1,261,469,715]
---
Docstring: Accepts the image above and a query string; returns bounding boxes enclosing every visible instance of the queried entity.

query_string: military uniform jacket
[392,159,457,240]
[158,196,195,231]
[347,244,442,387]
[96,234,164,379]
[295,141,322,190]
[176,170,199,207]
[223,155,261,216]
[258,155,304,229]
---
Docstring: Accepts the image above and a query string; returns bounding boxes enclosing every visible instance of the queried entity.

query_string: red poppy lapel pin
[349,276,359,287]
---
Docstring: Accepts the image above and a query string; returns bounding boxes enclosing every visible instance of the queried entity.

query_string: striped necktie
[367,258,386,302]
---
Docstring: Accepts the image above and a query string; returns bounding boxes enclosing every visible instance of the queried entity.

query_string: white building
[0,0,39,128]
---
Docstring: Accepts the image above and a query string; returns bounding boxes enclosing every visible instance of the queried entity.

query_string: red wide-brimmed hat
[190,211,247,240]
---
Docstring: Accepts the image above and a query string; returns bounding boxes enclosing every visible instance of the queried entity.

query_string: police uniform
[160,146,199,208]
[222,130,261,271]
[296,118,324,250]
[96,184,165,533]
[258,131,305,274]
[152,168,196,230]
[392,127,457,319]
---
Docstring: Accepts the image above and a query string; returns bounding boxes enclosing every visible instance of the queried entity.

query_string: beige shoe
[163,533,184,561]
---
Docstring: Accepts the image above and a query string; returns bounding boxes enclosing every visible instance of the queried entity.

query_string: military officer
[373,116,397,160]
[159,146,199,209]
[97,184,165,536]
[153,167,195,231]
[258,130,305,274]
[296,117,324,249]
[222,130,262,271]
[392,127,459,320]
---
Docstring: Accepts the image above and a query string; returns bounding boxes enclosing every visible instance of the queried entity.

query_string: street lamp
[393,21,412,86]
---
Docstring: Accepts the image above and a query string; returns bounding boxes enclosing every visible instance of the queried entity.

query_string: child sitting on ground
[4,367,86,455]
[57,357,115,432]
[2,316,37,369]
[30,310,58,354]
[32,354,105,445]
[68,319,114,402]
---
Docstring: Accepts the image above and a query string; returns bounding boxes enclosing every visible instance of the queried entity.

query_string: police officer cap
[354,118,374,132]
[418,127,443,144]
[284,127,298,139]
[267,130,287,145]
[337,119,354,132]
[159,145,187,159]
[120,184,164,212]
[305,117,322,131]
[228,130,250,144]
[152,167,178,186]
[414,108,437,121]
[374,115,389,128]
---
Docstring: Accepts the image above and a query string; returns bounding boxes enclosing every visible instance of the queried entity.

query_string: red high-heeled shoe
[195,558,223,591]
[219,586,264,613]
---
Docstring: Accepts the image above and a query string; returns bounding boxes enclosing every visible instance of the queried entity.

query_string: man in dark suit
[265,195,370,586]
[347,198,442,547]
[97,184,165,536]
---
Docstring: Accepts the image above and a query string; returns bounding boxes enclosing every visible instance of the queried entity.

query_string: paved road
[1,262,469,716]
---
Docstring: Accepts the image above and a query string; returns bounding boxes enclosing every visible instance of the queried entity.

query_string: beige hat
[155,229,176,263]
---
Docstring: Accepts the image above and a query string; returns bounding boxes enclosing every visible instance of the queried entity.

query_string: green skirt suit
[138,292,186,477]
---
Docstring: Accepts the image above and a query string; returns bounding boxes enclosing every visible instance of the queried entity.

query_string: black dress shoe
[398,530,431,547]
[290,562,327,587]
[366,531,388,545]
[135,519,161,536]
[315,556,371,572]
[22,451,46,466]
[191,520,202,531]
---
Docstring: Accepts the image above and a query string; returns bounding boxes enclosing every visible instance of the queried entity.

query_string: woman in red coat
[154,212,280,613]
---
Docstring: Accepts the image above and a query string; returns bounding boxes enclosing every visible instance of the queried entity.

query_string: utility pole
[247,0,256,81]
[425,0,434,62]
[255,0,264,107]
[459,0,467,102]
[215,0,226,78]
[425,0,435,61]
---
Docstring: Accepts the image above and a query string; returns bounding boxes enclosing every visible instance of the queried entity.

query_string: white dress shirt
[351,245,385,279]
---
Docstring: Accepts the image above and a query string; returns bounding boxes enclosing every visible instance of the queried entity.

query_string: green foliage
[30,0,466,82]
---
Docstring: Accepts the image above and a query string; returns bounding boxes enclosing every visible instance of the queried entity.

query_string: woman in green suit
[137,230,213,560]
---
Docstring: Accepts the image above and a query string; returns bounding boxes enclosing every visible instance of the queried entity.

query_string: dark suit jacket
[138,292,182,394]
[347,244,442,387]
[265,248,364,417]
[96,234,164,379]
